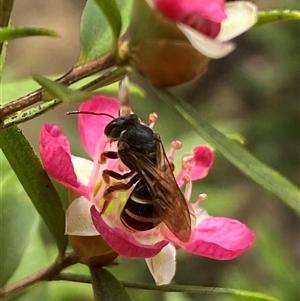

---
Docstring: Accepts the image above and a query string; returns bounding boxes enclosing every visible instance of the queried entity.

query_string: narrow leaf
[0,27,59,42]
[256,10,300,26]
[0,126,68,255]
[0,40,7,81]
[0,154,38,286]
[90,267,133,301]
[122,282,280,301]
[79,0,133,64]
[33,74,91,103]
[155,89,300,215]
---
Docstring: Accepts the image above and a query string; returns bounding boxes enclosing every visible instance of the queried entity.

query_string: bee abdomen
[121,182,163,231]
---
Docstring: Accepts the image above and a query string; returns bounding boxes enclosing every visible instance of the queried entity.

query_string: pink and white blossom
[39,95,255,285]
[145,0,257,58]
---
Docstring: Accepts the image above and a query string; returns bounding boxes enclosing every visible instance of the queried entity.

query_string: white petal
[71,155,94,186]
[65,197,99,236]
[178,23,236,59]
[217,2,257,42]
[145,243,176,285]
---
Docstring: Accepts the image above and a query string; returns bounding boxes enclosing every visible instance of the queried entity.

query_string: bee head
[104,114,140,140]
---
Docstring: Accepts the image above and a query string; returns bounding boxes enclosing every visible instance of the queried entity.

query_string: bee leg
[103,174,140,201]
[102,169,135,184]
[99,151,118,164]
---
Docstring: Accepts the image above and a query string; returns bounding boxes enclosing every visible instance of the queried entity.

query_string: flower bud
[126,0,257,87]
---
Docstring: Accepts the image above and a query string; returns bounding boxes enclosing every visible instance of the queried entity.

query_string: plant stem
[0,0,14,53]
[54,273,280,301]
[0,253,79,298]
[0,52,116,119]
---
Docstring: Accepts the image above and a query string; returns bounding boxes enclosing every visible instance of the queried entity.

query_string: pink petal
[39,124,89,196]
[177,146,214,185]
[91,206,168,258]
[154,0,226,23]
[145,243,176,285]
[190,146,214,180]
[181,217,255,260]
[79,96,119,160]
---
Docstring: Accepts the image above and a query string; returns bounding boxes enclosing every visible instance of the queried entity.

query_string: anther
[167,140,182,162]
[196,193,207,204]
[182,155,193,170]
[171,140,182,150]
[182,174,191,184]
[148,112,158,128]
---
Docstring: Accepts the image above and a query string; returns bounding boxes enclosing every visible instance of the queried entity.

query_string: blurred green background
[1,0,299,300]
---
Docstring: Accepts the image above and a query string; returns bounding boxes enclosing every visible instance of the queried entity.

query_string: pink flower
[39,95,255,285]
[145,0,257,58]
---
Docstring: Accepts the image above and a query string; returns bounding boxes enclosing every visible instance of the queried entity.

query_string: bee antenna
[66,111,115,119]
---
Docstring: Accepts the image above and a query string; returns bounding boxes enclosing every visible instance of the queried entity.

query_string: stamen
[148,112,158,129]
[182,155,194,170]
[172,140,182,150]
[110,194,121,220]
[89,136,107,189]
[166,140,182,162]
[194,193,207,207]
[183,175,192,201]
[93,179,108,207]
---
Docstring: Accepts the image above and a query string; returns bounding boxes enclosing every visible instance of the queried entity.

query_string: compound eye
[104,117,126,138]
[104,121,117,137]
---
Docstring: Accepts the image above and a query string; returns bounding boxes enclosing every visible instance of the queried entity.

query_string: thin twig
[0,52,116,119]
[0,0,14,53]
[0,253,79,298]
[54,273,280,301]
[1,99,61,128]
[0,67,127,129]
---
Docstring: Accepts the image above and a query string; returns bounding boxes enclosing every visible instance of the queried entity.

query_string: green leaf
[256,10,300,26]
[90,267,133,301]
[93,0,121,49]
[0,153,39,287]
[79,0,133,64]
[33,74,91,103]
[0,40,8,81]
[0,27,59,43]
[154,88,300,215]
[0,126,68,255]
[122,282,280,301]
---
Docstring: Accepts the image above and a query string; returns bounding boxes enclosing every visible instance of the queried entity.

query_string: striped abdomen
[121,180,164,231]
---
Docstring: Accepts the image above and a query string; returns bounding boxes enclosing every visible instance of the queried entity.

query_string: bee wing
[120,136,192,242]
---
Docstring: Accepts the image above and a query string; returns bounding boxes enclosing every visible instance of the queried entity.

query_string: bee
[100,113,193,243]
[67,110,193,242]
